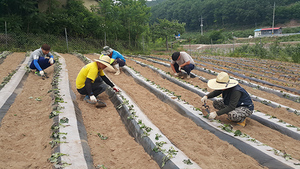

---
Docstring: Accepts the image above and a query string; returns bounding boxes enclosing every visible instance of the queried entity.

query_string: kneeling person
[28,44,55,77]
[201,72,254,127]
[76,55,120,108]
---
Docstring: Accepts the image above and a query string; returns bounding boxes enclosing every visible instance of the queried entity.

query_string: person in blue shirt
[102,46,126,75]
[28,44,55,78]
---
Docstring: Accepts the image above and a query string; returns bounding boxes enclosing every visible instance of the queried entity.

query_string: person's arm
[170,63,176,73]
[180,60,190,68]
[206,90,222,99]
[216,90,242,116]
[110,58,115,64]
[101,75,114,87]
[33,59,42,71]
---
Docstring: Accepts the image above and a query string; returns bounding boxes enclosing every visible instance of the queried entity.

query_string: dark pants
[114,58,126,67]
[30,57,54,70]
[77,77,108,97]
[174,62,194,75]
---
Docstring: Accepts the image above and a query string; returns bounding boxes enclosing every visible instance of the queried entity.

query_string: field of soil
[0,51,299,169]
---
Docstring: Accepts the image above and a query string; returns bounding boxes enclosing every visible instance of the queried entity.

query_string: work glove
[209,111,217,119]
[40,70,44,76]
[174,73,178,76]
[113,87,120,92]
[178,66,181,71]
[201,96,208,104]
[89,95,97,103]
[49,57,54,65]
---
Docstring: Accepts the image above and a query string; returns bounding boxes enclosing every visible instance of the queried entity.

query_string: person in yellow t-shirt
[76,55,120,108]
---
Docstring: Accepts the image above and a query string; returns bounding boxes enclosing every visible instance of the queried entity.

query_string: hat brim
[94,59,115,72]
[207,79,238,90]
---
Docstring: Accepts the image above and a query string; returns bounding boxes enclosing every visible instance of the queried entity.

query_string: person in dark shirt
[201,72,254,127]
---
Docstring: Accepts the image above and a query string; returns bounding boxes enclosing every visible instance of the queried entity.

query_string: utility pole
[272,2,275,35]
[200,16,203,36]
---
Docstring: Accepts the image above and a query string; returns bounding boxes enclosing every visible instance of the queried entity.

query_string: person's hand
[40,70,44,76]
[174,73,178,76]
[178,66,181,71]
[89,95,97,103]
[49,58,54,65]
[113,87,120,92]
[201,96,208,104]
[209,111,217,119]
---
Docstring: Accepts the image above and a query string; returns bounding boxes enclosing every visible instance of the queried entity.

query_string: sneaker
[83,95,96,104]
[96,100,107,108]
[237,119,246,127]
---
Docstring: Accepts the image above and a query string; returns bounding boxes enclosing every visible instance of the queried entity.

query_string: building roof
[260,27,281,31]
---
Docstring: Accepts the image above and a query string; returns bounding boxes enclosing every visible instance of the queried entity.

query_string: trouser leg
[29,57,54,70]
[213,99,253,123]
[182,64,194,75]
[92,76,108,97]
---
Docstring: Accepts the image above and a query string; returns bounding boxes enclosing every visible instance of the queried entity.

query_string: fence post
[65,28,69,53]
[104,32,106,46]
[5,21,7,48]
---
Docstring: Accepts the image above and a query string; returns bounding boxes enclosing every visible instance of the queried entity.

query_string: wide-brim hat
[207,72,238,90]
[94,55,115,72]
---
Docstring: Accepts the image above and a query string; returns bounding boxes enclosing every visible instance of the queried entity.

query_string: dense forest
[0,0,300,54]
[150,0,300,31]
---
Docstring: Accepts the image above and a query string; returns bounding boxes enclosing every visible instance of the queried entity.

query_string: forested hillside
[150,0,300,31]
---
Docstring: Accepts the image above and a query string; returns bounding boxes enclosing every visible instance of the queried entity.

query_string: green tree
[151,19,185,50]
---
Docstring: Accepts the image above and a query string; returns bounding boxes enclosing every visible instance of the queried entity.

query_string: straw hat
[207,72,238,90]
[94,55,115,72]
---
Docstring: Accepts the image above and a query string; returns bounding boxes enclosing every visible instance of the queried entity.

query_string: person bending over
[76,55,120,108]
[171,51,195,79]
[28,44,55,78]
[201,72,254,127]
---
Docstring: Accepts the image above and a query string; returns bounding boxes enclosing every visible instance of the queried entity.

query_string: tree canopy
[150,0,300,31]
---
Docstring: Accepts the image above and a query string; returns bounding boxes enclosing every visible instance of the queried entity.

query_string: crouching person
[28,44,55,78]
[102,46,126,75]
[201,72,254,127]
[76,55,120,108]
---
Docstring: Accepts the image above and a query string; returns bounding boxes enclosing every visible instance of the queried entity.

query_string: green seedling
[221,124,233,133]
[234,130,242,136]
[96,164,107,169]
[183,159,193,165]
[49,110,63,119]
[97,133,108,140]
[60,117,69,123]
[155,133,162,140]
[162,147,178,167]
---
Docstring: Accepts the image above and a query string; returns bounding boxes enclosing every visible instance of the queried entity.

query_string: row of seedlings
[128,55,300,103]
[74,52,201,168]
[121,64,300,168]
